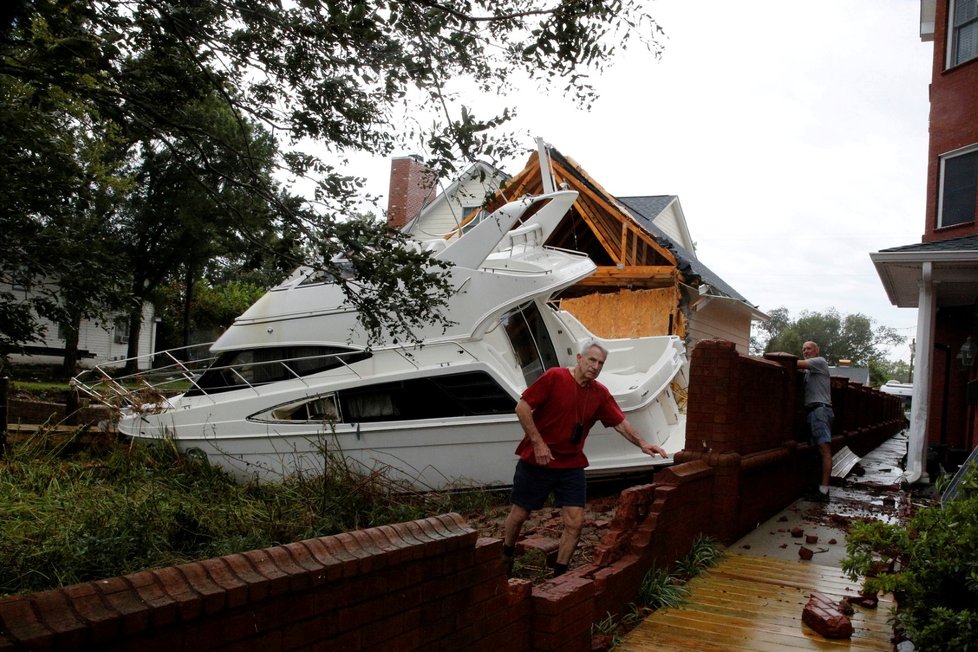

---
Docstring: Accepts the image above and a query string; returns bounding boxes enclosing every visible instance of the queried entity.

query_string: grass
[0,434,510,597]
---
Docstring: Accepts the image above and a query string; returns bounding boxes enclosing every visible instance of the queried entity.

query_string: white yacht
[74,191,688,489]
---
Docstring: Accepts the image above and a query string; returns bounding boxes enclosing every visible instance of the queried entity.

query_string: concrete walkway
[618,431,914,650]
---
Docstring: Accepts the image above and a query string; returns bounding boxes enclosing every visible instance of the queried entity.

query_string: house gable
[465,149,679,295]
[400,161,509,240]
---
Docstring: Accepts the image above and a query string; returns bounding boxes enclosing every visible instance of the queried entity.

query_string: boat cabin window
[249,371,516,423]
[186,346,371,396]
[500,302,559,386]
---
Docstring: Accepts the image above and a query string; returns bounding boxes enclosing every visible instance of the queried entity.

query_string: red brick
[222,553,272,602]
[175,563,227,615]
[126,571,179,628]
[802,592,853,639]
[321,538,363,577]
[60,582,122,643]
[0,597,56,649]
[243,549,292,596]
[298,539,348,582]
[198,558,250,609]
[282,614,334,649]
[264,545,312,592]
[151,566,204,621]
[92,577,150,635]
[27,589,87,640]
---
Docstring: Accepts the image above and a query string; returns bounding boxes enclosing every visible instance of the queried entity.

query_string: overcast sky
[346,1,932,363]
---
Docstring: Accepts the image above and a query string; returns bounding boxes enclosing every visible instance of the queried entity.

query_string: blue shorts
[510,460,586,510]
[807,406,834,446]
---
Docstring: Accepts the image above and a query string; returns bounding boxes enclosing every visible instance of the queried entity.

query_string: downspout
[906,261,935,483]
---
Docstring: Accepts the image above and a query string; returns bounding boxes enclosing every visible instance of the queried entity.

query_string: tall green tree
[759,307,905,369]
[2,0,665,350]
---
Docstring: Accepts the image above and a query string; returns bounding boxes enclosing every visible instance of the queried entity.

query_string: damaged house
[387,143,765,354]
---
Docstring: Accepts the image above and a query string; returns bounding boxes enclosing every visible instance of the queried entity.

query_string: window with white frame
[460,205,488,233]
[113,316,130,344]
[950,0,978,67]
[938,146,978,228]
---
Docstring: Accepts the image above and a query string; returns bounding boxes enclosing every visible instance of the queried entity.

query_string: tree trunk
[182,264,196,348]
[60,312,82,379]
[122,304,143,375]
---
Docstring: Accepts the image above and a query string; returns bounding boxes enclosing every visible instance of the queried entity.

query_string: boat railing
[72,341,490,410]
[71,345,372,409]
[71,343,218,410]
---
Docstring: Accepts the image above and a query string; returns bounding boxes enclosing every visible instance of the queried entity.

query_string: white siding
[687,300,752,354]
[5,289,157,370]
[408,166,507,241]
[651,200,696,252]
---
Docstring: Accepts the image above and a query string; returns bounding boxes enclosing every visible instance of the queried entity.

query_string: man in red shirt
[502,341,668,576]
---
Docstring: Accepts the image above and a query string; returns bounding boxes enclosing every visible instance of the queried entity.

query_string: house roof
[617,196,754,306]
[871,233,978,308]
[451,144,764,318]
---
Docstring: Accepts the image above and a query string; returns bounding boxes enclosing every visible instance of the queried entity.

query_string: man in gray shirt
[799,341,833,502]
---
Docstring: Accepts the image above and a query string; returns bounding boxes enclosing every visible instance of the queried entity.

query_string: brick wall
[676,339,905,542]
[923,0,978,242]
[0,339,907,651]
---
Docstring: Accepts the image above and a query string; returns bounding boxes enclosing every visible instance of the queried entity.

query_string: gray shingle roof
[879,233,978,253]
[617,196,753,305]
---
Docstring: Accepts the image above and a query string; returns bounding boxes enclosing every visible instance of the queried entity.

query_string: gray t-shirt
[803,356,832,406]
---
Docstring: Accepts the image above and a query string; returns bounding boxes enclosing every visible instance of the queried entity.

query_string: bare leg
[556,506,585,565]
[819,442,832,488]
[504,504,530,548]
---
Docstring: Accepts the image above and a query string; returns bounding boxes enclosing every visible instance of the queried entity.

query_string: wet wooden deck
[616,553,894,651]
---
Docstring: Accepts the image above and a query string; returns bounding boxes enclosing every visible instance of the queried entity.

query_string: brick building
[872,0,978,478]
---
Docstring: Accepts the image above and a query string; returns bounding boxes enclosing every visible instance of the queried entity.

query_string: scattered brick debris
[791,527,804,538]
[802,592,854,639]
[799,546,814,560]
[806,534,818,544]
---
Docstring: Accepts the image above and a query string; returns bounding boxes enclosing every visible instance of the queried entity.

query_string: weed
[674,534,723,580]
[637,568,688,610]
[512,548,552,582]
[0,438,510,597]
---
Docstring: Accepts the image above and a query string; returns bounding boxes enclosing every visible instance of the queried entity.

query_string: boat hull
[118,402,683,489]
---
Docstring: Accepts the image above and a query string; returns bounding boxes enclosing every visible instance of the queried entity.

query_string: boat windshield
[186,346,371,396]
[249,371,516,423]
[501,302,559,386]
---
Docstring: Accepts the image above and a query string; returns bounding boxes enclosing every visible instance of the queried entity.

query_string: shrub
[844,467,978,652]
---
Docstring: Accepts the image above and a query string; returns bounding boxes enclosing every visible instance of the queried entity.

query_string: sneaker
[804,489,830,504]
[503,552,515,577]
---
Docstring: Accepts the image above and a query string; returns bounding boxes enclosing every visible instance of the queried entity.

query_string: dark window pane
[337,371,516,422]
[952,0,978,65]
[941,150,978,228]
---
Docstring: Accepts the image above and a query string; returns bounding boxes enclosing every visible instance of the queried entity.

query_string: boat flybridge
[73,191,688,490]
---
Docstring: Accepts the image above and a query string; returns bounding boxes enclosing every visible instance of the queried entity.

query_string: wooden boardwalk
[617,553,894,651]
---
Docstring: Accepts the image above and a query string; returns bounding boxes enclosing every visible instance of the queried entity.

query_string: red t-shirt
[515,367,624,468]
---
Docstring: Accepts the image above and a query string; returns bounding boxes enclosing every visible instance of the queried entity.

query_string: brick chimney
[386,155,436,230]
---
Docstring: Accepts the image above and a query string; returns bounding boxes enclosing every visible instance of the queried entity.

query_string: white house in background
[386,156,510,239]
[2,286,158,370]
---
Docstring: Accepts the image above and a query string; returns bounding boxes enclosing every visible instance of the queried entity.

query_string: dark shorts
[807,406,834,446]
[510,460,586,510]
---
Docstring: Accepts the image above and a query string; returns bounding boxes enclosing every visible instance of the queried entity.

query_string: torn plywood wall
[560,287,684,339]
